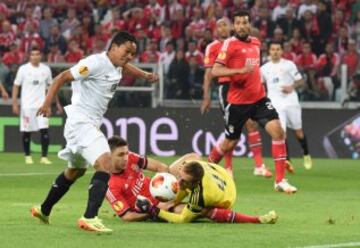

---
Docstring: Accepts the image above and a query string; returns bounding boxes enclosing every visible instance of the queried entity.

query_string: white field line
[0,172,62,177]
[293,242,360,248]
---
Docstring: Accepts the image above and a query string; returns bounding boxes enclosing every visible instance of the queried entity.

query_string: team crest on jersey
[110,83,118,92]
[132,164,140,172]
[204,56,209,64]
[218,51,226,60]
[228,125,234,133]
[79,66,89,76]
[113,201,124,211]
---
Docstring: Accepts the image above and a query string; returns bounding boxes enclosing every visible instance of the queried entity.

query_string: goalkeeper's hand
[135,195,160,217]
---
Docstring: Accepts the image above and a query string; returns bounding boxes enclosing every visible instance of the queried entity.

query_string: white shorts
[58,119,110,169]
[20,108,49,132]
[277,105,302,131]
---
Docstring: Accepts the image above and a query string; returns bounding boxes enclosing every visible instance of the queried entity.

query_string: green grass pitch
[0,153,359,248]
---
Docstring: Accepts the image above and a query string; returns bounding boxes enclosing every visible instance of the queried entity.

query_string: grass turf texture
[0,153,359,248]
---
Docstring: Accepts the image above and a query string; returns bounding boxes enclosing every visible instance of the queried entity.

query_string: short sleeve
[204,43,215,68]
[215,39,232,66]
[14,66,24,86]
[289,62,302,81]
[106,187,131,217]
[46,66,53,85]
[69,55,100,81]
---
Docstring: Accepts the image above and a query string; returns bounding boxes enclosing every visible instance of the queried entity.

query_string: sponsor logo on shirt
[245,58,260,66]
[32,80,39,85]
[79,66,89,76]
[218,51,226,60]
[113,201,124,211]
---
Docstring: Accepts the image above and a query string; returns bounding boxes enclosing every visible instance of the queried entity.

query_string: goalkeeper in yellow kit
[136,154,277,224]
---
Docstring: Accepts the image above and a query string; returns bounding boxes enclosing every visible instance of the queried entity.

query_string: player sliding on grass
[31,31,158,232]
[135,153,278,224]
[105,136,173,221]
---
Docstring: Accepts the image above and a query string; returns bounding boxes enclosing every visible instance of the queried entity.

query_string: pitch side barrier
[0,106,359,159]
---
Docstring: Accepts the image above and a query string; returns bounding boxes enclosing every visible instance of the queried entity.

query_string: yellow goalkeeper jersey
[158,160,236,223]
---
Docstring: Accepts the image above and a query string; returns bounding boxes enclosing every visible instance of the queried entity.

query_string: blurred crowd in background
[1,0,360,104]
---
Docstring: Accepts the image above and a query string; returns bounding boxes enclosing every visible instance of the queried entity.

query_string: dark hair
[232,10,251,23]
[268,41,283,49]
[30,46,41,53]
[108,31,137,51]
[108,136,128,151]
[184,161,204,183]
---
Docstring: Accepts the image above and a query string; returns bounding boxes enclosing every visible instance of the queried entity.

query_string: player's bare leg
[294,129,312,169]
[245,120,272,178]
[265,119,297,193]
[31,168,86,224]
[78,152,113,233]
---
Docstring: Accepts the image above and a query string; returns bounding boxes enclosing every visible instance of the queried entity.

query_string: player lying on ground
[200,17,271,178]
[106,136,175,221]
[31,31,158,232]
[136,153,278,224]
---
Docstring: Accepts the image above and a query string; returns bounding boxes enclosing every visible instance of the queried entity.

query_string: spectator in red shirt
[289,28,304,54]
[64,39,84,63]
[342,39,359,78]
[282,41,297,62]
[170,8,187,39]
[47,42,65,63]
[21,22,44,54]
[2,44,24,67]
[316,42,340,100]
[0,20,16,53]
[254,7,275,41]
[18,6,39,32]
[185,40,204,66]
[296,42,317,71]
[140,39,160,63]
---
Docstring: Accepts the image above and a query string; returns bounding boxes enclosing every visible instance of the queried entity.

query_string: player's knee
[65,168,86,181]
[94,152,112,173]
[245,119,257,132]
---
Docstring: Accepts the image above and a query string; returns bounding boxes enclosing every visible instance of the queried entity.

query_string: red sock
[272,140,287,183]
[208,144,224,163]
[208,208,260,224]
[248,131,263,168]
[224,151,233,170]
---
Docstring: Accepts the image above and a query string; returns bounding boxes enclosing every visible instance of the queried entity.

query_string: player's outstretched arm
[200,68,212,114]
[146,158,169,173]
[123,63,159,83]
[212,63,254,78]
[37,70,74,117]
[120,211,149,222]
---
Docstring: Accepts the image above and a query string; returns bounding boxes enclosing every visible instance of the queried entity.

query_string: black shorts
[224,97,279,140]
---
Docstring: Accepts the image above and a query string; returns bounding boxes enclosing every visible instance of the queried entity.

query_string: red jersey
[215,36,265,104]
[204,39,230,83]
[106,152,158,216]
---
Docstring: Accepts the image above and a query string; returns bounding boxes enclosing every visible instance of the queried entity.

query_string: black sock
[285,139,291,161]
[84,171,110,219]
[297,135,309,155]
[22,132,31,156]
[41,172,75,216]
[40,129,50,157]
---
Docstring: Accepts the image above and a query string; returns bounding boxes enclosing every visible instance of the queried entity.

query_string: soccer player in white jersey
[261,42,312,170]
[31,31,158,232]
[12,47,61,165]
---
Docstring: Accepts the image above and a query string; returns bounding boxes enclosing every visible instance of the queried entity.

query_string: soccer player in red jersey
[201,18,271,178]
[105,136,171,221]
[209,10,297,193]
